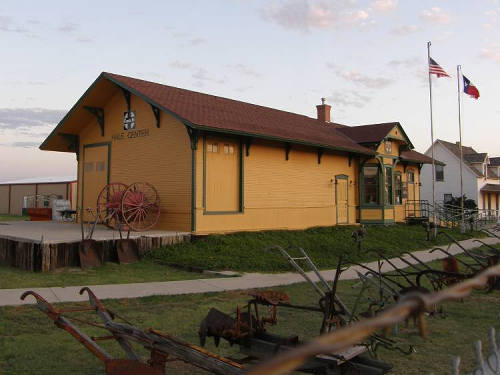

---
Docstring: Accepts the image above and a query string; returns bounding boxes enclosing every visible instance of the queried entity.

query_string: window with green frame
[394,173,402,204]
[384,166,393,204]
[363,165,379,204]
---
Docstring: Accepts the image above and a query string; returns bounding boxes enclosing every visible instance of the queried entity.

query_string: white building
[421,140,500,211]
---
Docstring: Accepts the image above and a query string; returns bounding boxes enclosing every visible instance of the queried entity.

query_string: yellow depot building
[41,72,434,233]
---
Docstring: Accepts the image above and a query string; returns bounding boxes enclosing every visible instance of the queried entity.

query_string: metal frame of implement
[21,288,244,375]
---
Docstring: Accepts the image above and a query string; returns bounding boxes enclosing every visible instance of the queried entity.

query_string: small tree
[449,195,477,210]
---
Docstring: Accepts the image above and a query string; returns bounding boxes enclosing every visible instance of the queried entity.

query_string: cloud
[436,30,453,41]
[0,15,38,38]
[169,60,226,85]
[390,24,419,35]
[0,108,66,130]
[387,57,420,69]
[371,0,398,12]
[235,86,253,93]
[76,36,93,43]
[480,44,500,63]
[58,23,78,33]
[327,90,372,108]
[27,81,48,86]
[226,63,262,77]
[10,141,41,148]
[189,37,206,46]
[339,70,394,89]
[420,7,452,25]
[260,0,374,31]
[169,60,192,69]
[172,32,190,38]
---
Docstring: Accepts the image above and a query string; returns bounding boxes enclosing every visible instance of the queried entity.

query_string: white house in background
[420,139,500,211]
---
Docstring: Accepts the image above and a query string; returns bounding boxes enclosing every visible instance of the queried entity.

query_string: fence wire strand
[243,262,500,375]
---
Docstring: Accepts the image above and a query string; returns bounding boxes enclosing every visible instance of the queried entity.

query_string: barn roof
[0,176,76,185]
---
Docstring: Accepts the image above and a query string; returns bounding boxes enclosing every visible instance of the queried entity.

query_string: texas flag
[463,75,480,99]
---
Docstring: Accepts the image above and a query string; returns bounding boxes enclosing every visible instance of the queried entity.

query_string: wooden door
[335,176,348,224]
[205,139,240,212]
[82,144,109,221]
[407,171,416,216]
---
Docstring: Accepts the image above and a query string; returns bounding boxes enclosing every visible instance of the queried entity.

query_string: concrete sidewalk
[2,235,499,307]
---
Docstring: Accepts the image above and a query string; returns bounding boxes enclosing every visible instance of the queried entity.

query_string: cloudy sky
[1,0,498,182]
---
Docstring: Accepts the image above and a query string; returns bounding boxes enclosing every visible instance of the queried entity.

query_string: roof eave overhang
[103,73,376,157]
[40,72,108,151]
[189,123,375,156]
[40,72,375,157]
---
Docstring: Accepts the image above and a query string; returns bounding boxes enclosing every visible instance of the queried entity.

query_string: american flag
[429,57,450,78]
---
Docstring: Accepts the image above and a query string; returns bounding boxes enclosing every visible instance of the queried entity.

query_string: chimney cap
[321,97,326,105]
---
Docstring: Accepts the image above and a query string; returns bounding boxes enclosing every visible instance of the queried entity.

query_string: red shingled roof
[336,123,399,144]
[104,73,374,155]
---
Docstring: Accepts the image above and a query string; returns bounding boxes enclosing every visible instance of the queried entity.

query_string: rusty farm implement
[21,288,244,375]
[198,245,394,374]
[77,181,160,268]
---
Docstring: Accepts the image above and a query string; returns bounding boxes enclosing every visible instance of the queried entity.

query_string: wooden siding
[0,186,9,214]
[10,185,36,216]
[82,144,109,221]
[37,183,69,199]
[361,208,383,221]
[77,89,192,231]
[195,139,358,233]
[384,208,394,220]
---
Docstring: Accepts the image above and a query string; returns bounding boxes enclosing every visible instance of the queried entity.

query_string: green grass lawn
[1,273,497,375]
[0,224,485,289]
[151,224,485,272]
[0,214,28,222]
[0,259,226,289]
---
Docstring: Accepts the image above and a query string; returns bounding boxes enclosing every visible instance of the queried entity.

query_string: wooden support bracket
[121,88,131,113]
[186,127,199,150]
[151,105,161,128]
[285,143,291,161]
[317,149,324,164]
[59,133,80,161]
[245,138,252,157]
[84,106,105,136]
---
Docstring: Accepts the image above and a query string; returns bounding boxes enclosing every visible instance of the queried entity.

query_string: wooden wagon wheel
[121,182,161,231]
[97,183,128,229]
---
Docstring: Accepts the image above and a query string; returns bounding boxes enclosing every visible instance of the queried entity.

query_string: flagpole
[457,65,465,232]
[427,41,437,237]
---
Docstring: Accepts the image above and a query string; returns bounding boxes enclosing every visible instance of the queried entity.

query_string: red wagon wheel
[97,183,128,229]
[121,182,161,231]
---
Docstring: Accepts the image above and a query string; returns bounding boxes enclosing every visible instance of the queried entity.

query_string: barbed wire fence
[244,262,500,375]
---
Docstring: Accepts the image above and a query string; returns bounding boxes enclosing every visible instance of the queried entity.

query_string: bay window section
[363,166,379,204]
